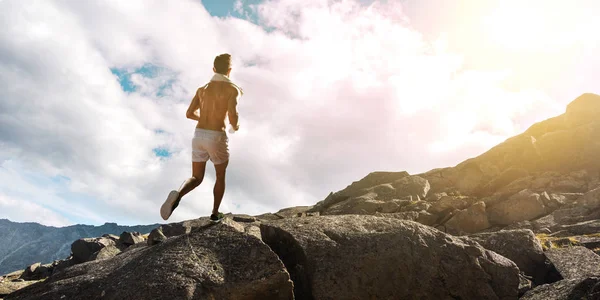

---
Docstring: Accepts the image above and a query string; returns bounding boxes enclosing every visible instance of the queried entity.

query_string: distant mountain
[0,219,158,275]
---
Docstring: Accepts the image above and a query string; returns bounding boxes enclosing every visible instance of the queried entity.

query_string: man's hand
[228,125,240,134]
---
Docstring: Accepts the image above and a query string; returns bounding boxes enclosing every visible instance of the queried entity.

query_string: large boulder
[488,190,547,225]
[70,237,115,263]
[147,227,167,246]
[260,215,519,300]
[119,232,145,246]
[545,246,600,280]
[468,230,547,284]
[444,201,491,234]
[7,221,293,300]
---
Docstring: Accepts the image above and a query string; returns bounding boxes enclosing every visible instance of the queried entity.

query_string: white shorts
[191,128,229,165]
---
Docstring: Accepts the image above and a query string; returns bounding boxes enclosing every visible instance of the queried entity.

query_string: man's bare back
[187,81,239,132]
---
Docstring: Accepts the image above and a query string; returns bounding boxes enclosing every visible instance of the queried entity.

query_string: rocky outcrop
[7,222,293,300]
[309,171,410,212]
[469,230,548,284]
[260,215,519,300]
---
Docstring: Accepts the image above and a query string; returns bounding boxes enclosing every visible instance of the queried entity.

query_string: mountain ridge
[0,219,158,275]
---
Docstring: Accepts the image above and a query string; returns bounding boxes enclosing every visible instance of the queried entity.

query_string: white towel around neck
[210,73,244,96]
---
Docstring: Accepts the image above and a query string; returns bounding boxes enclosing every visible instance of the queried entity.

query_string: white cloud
[0,0,597,225]
[0,193,71,227]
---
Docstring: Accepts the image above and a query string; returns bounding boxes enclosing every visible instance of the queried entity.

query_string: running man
[161,53,242,222]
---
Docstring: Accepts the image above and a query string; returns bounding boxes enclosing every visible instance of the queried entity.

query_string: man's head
[213,53,232,76]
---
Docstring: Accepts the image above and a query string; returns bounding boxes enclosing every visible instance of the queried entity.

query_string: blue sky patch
[153,147,172,158]
[111,68,136,92]
[111,64,176,96]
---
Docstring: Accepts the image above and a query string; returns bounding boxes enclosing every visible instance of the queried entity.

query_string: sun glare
[483,1,587,52]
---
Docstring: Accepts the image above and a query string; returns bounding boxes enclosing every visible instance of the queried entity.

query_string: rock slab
[260,215,519,300]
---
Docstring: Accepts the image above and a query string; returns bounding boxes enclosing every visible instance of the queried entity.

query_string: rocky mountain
[0,219,157,275]
[2,93,600,299]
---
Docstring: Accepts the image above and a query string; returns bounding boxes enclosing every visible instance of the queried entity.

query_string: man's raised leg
[161,162,206,220]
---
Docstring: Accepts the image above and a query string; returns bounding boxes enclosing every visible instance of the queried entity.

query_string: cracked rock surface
[260,215,519,300]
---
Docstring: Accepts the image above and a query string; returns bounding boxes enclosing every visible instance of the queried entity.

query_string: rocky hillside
[0,219,157,275]
[2,93,600,299]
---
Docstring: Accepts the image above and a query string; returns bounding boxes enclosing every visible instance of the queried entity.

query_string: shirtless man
[160,53,241,222]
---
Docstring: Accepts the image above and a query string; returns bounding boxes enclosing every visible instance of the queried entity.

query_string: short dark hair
[214,53,232,75]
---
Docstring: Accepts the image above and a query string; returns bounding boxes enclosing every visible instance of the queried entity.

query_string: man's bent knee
[190,176,203,186]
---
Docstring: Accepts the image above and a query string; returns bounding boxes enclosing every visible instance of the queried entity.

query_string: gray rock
[468,229,547,284]
[7,222,293,300]
[519,274,533,296]
[50,258,74,276]
[545,246,600,280]
[70,237,115,263]
[90,245,121,261]
[553,220,600,236]
[379,199,410,213]
[119,232,144,246]
[147,227,167,246]
[400,200,431,212]
[260,215,519,300]
[254,212,284,221]
[488,189,547,225]
[101,234,120,242]
[581,187,600,211]
[232,214,257,223]
[428,195,475,214]
[391,175,431,199]
[310,172,410,212]
[324,193,386,215]
[480,167,529,195]
[375,211,420,221]
[416,211,439,226]
[521,277,600,300]
[426,192,447,202]
[274,206,312,218]
[445,201,491,234]
[20,262,53,281]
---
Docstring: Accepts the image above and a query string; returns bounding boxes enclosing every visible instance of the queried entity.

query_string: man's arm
[227,88,240,130]
[186,88,201,121]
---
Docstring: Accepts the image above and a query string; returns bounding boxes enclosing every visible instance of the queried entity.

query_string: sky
[0,0,599,227]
